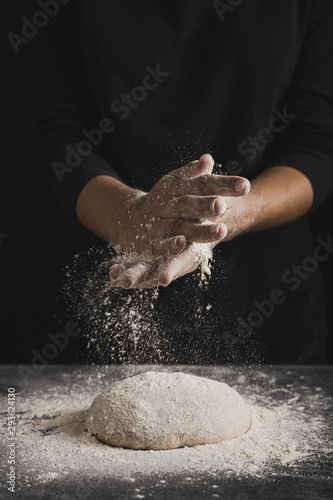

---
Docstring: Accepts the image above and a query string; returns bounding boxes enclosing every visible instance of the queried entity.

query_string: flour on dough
[86,371,251,450]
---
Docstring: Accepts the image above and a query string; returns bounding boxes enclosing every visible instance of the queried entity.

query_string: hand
[110,154,250,288]
[78,161,313,289]
[109,241,214,289]
[193,165,315,243]
[116,154,249,252]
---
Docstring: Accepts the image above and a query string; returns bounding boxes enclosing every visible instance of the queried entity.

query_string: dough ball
[86,371,251,450]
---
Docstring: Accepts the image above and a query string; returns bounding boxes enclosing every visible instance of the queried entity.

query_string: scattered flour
[63,244,216,366]
[10,366,332,492]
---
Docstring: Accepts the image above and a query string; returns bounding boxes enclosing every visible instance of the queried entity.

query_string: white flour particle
[12,366,333,489]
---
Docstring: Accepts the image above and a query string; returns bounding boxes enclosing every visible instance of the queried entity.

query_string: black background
[1,2,333,364]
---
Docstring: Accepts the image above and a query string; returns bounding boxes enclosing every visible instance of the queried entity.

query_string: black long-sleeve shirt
[24,0,333,363]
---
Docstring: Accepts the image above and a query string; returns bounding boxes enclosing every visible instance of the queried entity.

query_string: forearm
[75,155,250,262]
[222,166,314,240]
[76,175,144,245]
[76,166,313,248]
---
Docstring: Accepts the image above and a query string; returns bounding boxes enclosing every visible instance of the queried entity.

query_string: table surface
[0,364,332,500]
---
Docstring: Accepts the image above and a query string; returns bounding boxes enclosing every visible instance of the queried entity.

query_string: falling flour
[62,242,219,366]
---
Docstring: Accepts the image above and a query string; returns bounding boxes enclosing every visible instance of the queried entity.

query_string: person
[24,0,333,363]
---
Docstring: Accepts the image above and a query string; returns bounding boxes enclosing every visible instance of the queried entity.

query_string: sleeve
[264,0,333,211]
[23,0,121,222]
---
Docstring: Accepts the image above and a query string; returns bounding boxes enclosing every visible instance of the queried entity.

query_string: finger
[179,222,228,243]
[109,263,127,283]
[110,236,187,288]
[158,244,200,287]
[114,259,163,289]
[162,195,227,219]
[162,219,228,243]
[183,175,251,197]
[111,278,158,289]
[118,262,154,289]
[149,235,187,257]
[170,154,214,180]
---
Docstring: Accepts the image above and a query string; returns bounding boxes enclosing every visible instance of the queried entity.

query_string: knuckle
[177,196,190,217]
[197,175,212,194]
[195,174,210,186]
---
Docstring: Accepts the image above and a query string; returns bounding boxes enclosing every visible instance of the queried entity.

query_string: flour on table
[86,371,251,450]
[10,366,333,495]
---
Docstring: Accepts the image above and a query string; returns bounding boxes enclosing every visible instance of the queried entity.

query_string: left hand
[110,240,215,289]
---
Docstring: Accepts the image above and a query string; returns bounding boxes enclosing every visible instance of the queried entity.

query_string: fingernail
[200,153,213,161]
[235,179,244,191]
[122,276,133,288]
[174,236,186,250]
[211,197,226,215]
[109,268,120,280]
[235,178,250,194]
[220,223,228,239]
[158,273,170,287]
[172,236,180,249]
[210,224,221,235]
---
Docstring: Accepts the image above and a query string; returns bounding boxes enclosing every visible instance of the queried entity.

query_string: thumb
[171,154,215,180]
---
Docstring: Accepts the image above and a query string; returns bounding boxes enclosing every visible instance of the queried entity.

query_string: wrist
[222,186,261,241]
[221,165,314,241]
[76,175,144,246]
[117,190,148,249]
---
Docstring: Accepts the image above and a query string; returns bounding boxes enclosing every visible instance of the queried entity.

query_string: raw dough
[86,371,251,450]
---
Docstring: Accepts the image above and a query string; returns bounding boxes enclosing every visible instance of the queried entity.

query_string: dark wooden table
[0,364,332,499]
